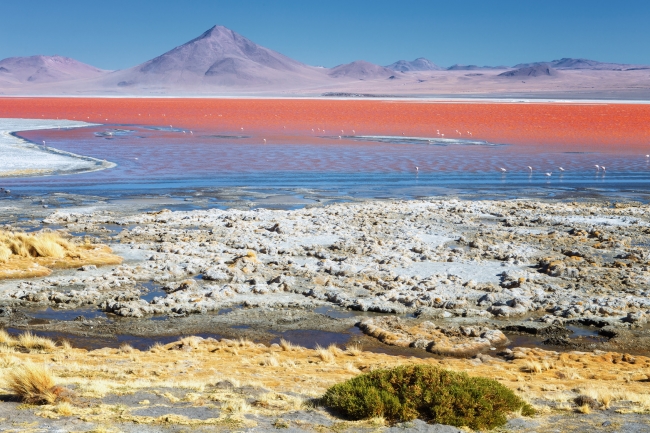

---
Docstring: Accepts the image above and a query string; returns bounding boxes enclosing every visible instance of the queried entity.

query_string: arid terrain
[0,192,649,431]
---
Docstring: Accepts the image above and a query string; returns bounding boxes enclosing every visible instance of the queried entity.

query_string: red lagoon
[1,97,649,151]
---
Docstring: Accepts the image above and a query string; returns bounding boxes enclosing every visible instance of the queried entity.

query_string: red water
[2,98,650,194]
[1,97,649,149]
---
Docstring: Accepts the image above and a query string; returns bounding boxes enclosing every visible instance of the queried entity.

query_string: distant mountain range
[0,25,648,95]
[513,58,650,71]
[385,58,443,72]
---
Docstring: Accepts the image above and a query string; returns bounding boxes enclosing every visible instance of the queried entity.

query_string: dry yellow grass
[0,230,122,279]
[279,339,300,352]
[2,334,650,426]
[18,332,57,352]
[345,343,363,356]
[5,363,65,404]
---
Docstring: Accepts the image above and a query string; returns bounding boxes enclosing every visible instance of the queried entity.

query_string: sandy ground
[0,119,114,177]
[3,69,650,100]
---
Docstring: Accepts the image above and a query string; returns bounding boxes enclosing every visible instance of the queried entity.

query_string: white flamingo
[545,172,552,177]
[595,165,600,171]
[558,167,564,171]
[601,166,606,171]
[527,166,533,172]
[263,139,267,143]
[500,168,507,173]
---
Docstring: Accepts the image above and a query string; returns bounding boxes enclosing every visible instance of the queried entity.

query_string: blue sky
[1,0,648,70]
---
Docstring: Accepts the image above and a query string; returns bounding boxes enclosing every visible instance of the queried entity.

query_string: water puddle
[28,306,106,322]
[270,328,362,349]
[140,281,166,302]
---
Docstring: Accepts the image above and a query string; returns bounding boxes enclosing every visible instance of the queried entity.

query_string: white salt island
[0,118,114,177]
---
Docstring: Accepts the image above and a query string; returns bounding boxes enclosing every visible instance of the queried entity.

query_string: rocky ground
[0,194,650,431]
[1,195,650,353]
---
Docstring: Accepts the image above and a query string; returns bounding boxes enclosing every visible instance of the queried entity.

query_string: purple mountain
[329,60,395,79]
[386,58,443,72]
[104,25,326,89]
[0,55,106,84]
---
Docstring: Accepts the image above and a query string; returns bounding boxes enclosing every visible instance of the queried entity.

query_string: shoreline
[2,94,650,104]
[0,118,115,178]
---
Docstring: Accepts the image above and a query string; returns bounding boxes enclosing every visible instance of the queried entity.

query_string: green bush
[321,364,534,430]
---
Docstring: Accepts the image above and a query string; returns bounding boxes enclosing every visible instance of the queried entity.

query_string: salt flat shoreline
[1,194,649,355]
[0,118,115,178]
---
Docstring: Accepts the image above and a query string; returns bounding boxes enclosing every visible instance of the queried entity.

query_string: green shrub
[321,364,534,430]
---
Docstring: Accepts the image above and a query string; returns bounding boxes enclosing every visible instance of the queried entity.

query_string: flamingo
[558,167,565,172]
[595,165,600,171]
[527,166,533,172]
[263,139,267,143]
[415,166,419,172]
[352,129,355,134]
[545,172,552,177]
[500,168,507,173]
[646,155,650,158]
[601,166,606,171]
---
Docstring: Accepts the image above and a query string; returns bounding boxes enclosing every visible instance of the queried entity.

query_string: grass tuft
[18,332,57,352]
[321,364,534,430]
[279,339,299,352]
[345,343,363,356]
[0,230,122,279]
[6,363,67,404]
[315,344,335,363]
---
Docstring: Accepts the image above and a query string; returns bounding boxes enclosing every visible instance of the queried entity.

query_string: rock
[574,395,600,409]
[359,317,508,357]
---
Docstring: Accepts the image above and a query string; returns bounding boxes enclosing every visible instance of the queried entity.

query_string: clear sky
[1,0,649,70]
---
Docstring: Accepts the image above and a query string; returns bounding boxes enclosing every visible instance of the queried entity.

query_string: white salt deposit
[0,118,114,177]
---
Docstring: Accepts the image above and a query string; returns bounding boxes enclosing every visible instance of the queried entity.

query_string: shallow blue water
[5,124,650,201]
